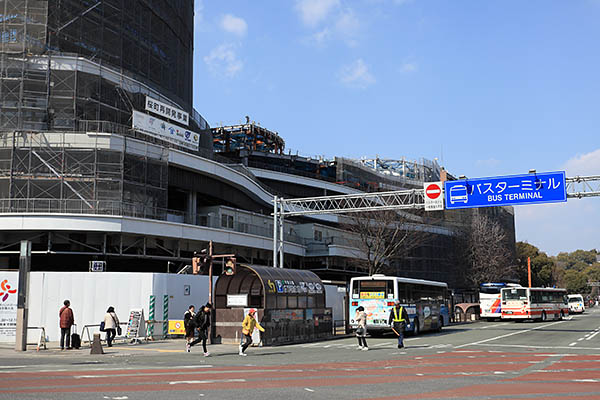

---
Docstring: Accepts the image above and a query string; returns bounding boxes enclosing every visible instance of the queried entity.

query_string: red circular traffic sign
[425,184,442,199]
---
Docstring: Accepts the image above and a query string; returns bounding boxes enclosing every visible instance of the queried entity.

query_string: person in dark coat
[184,305,196,352]
[388,300,410,349]
[59,300,74,350]
[190,303,212,356]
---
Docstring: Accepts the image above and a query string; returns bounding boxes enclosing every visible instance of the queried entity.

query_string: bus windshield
[502,288,527,301]
[353,280,394,299]
[569,296,583,303]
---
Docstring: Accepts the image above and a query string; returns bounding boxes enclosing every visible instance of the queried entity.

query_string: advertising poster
[132,110,199,151]
[0,272,18,343]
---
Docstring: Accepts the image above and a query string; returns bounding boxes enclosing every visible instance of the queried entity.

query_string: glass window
[307,296,315,308]
[359,280,393,299]
[287,296,297,308]
[298,296,307,308]
[276,296,286,309]
[502,288,527,301]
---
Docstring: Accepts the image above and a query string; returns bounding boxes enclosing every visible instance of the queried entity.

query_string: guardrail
[80,323,129,347]
[26,326,47,351]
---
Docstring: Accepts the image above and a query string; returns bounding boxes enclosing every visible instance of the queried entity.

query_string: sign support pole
[15,240,31,351]
[528,257,532,288]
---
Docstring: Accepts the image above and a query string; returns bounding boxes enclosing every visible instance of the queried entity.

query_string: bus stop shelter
[214,264,332,345]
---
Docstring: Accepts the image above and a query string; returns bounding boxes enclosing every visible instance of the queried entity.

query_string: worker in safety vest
[388,300,410,349]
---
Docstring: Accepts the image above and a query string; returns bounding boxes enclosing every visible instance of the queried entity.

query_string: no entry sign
[424,182,444,211]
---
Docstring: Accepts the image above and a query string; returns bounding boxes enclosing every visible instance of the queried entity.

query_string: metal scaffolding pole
[273,196,278,268]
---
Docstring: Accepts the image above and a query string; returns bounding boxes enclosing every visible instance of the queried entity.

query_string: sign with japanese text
[424,181,444,211]
[0,272,18,343]
[145,96,189,126]
[132,111,199,151]
[444,171,567,209]
[360,291,385,299]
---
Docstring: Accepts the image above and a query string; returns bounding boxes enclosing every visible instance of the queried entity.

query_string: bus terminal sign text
[444,171,567,209]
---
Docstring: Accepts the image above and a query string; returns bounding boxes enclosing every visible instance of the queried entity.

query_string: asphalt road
[1,308,600,399]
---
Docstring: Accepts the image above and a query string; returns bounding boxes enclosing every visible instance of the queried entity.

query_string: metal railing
[80,323,128,347]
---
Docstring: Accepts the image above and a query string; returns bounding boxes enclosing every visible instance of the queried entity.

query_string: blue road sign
[444,171,567,209]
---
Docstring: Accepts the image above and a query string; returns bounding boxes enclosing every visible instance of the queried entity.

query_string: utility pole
[527,257,532,288]
[15,240,31,351]
[208,241,213,305]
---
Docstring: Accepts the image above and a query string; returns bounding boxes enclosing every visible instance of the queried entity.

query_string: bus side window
[387,281,394,298]
[397,283,407,303]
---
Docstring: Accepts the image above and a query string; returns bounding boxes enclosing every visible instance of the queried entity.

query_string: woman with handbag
[355,306,368,351]
[103,306,120,347]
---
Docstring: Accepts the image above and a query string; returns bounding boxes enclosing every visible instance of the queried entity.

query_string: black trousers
[241,333,252,352]
[357,336,368,347]
[105,328,116,346]
[190,329,208,353]
[60,327,71,349]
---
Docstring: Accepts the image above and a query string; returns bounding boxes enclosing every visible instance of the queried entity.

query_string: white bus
[568,294,585,313]
[349,275,449,335]
[479,282,522,321]
[501,287,569,321]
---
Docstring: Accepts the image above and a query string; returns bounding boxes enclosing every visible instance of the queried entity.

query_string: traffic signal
[224,257,236,276]
[192,250,210,275]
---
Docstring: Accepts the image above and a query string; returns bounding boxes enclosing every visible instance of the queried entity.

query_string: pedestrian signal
[224,257,236,276]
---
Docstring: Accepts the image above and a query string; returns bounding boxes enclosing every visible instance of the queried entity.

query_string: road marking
[304,388,315,392]
[479,343,600,351]
[586,330,600,341]
[455,320,564,348]
[480,323,504,329]
[169,379,246,385]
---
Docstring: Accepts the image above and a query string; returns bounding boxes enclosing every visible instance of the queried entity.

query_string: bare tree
[463,213,515,286]
[343,210,432,276]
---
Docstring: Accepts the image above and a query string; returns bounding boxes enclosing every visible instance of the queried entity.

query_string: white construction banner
[0,272,18,343]
[145,96,189,126]
[424,181,444,211]
[132,110,199,151]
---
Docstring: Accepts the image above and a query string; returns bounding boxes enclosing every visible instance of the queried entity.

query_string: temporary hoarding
[132,110,199,151]
[444,171,567,209]
[145,96,189,126]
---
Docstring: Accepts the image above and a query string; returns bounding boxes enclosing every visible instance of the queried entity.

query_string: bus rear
[480,283,521,321]
[349,277,396,332]
[500,287,530,320]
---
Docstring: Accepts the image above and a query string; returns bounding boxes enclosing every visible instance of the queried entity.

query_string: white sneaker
[362,347,369,351]
[186,343,190,353]
[239,351,247,356]
[203,352,210,357]
[357,345,363,350]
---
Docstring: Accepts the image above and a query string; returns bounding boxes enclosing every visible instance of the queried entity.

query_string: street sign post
[424,182,444,211]
[444,171,567,210]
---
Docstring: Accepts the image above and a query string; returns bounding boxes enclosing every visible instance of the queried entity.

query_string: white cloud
[295,0,340,27]
[203,44,243,78]
[334,9,360,46]
[221,14,248,37]
[338,59,376,89]
[400,62,418,73]
[563,148,600,176]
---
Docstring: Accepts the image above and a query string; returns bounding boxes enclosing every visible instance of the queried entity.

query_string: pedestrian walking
[103,306,120,347]
[184,305,196,352]
[59,300,74,350]
[355,306,368,351]
[189,303,212,356]
[388,300,410,349]
[239,308,264,356]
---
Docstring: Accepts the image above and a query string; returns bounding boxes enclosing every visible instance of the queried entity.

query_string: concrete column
[187,191,197,224]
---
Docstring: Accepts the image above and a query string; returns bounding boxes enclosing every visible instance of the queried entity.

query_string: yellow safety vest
[393,307,405,322]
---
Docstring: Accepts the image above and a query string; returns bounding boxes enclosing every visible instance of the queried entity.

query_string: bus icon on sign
[449,185,468,204]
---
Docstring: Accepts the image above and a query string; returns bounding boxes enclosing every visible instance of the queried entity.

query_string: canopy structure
[214,265,331,345]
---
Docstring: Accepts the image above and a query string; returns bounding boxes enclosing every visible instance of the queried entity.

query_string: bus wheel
[412,319,420,336]
[437,318,444,332]
[541,311,547,322]
[560,310,565,320]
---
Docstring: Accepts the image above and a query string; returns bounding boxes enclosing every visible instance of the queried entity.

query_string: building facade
[0,1,515,292]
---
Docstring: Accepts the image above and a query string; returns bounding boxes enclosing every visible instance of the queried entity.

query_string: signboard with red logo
[0,272,18,342]
[424,182,444,211]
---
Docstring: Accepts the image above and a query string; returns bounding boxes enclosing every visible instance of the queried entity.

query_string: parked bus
[501,287,569,321]
[479,282,522,321]
[349,275,449,335]
[568,294,585,314]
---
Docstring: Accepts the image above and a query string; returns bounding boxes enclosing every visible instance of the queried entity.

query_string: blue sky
[192,0,600,256]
